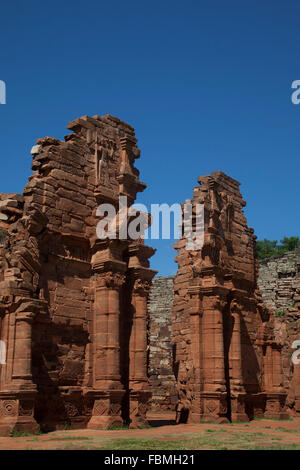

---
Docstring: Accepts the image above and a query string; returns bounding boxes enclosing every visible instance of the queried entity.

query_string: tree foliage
[256,236,300,260]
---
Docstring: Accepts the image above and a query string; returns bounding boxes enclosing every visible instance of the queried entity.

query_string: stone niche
[0,115,156,435]
[172,171,289,423]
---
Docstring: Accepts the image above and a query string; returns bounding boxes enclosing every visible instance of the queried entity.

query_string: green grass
[104,425,129,431]
[97,433,286,450]
[245,444,300,450]
[274,427,300,433]
[46,436,91,441]
[56,431,288,450]
[61,443,99,450]
[7,424,300,451]
[253,416,293,422]
[7,434,300,451]
[12,428,43,438]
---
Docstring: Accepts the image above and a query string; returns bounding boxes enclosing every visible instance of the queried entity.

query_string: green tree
[256,239,278,259]
[256,236,300,260]
[279,236,300,253]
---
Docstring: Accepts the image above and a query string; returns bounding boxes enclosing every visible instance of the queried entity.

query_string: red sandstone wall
[172,172,287,423]
[0,115,156,434]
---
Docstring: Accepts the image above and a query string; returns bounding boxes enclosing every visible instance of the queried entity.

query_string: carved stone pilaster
[0,391,38,436]
[12,311,36,386]
[95,271,126,289]
[132,278,152,297]
[128,266,156,428]
[0,298,42,435]
[86,390,124,430]
[129,390,152,428]
[264,393,289,420]
[88,250,127,429]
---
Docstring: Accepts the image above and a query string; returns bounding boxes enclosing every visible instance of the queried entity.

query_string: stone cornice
[92,259,127,275]
[188,285,230,298]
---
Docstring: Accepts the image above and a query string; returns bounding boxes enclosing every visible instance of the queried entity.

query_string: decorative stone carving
[0,400,18,417]
[93,400,108,417]
[133,279,152,296]
[64,401,79,418]
[97,271,126,289]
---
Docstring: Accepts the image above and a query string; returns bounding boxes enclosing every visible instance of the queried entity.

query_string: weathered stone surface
[258,251,300,415]
[258,251,300,312]
[0,115,156,435]
[148,253,300,417]
[172,172,288,423]
[148,276,177,410]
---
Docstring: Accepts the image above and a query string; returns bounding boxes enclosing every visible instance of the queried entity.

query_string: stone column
[200,287,228,423]
[0,310,8,389]
[126,242,156,428]
[229,298,248,422]
[87,255,127,430]
[128,268,155,428]
[263,344,273,393]
[187,286,203,423]
[12,312,35,384]
[230,302,243,390]
[93,274,124,387]
[202,294,226,391]
[0,304,39,436]
[293,361,300,414]
[264,344,289,420]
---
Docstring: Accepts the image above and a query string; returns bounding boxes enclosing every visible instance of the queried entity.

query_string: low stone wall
[258,250,300,312]
[148,276,177,410]
[257,250,300,413]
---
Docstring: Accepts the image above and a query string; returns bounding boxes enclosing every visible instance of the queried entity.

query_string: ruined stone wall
[172,172,288,423]
[148,276,177,410]
[258,251,300,415]
[0,115,156,435]
[147,252,300,415]
[258,251,300,312]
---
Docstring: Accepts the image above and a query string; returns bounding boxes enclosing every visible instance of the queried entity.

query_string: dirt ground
[1,412,300,450]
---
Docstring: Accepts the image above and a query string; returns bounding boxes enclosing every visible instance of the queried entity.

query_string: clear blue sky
[1,1,299,275]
